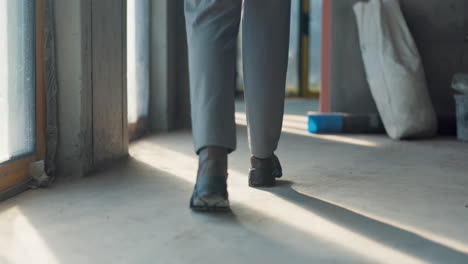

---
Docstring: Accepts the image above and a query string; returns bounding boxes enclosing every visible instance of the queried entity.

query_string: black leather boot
[249,154,283,187]
[190,147,230,212]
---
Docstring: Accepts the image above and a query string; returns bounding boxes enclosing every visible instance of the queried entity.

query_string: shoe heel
[249,168,275,187]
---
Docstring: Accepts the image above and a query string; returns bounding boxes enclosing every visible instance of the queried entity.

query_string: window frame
[0,0,46,195]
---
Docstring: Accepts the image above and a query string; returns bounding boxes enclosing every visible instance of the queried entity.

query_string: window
[127,0,150,141]
[0,0,45,195]
[308,0,323,95]
[286,0,301,96]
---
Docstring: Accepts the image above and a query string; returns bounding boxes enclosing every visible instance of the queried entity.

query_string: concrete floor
[1,99,468,263]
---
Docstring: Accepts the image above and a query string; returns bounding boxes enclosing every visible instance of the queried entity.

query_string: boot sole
[190,194,230,212]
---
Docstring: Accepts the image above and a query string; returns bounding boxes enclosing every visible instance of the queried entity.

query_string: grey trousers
[185,0,291,158]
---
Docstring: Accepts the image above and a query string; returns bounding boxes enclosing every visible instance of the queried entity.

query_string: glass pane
[127,0,150,124]
[308,0,322,93]
[0,0,36,164]
[285,0,301,96]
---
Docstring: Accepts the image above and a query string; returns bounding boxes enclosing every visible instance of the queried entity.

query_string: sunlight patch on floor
[0,207,59,264]
[235,112,381,148]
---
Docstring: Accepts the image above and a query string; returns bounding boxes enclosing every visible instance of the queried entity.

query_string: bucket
[455,95,468,142]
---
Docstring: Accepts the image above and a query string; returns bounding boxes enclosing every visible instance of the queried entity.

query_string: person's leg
[242,0,291,187]
[185,0,242,211]
[242,0,291,159]
[185,0,242,154]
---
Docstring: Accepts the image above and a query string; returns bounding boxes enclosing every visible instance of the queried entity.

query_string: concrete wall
[329,0,468,132]
[329,0,375,114]
[400,0,468,131]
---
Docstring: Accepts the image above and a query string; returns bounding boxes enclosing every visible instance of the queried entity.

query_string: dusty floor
[1,99,468,264]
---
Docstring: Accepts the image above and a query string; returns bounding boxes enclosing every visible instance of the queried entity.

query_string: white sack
[353,0,437,139]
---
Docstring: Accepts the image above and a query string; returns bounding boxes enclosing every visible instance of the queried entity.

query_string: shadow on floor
[259,180,468,263]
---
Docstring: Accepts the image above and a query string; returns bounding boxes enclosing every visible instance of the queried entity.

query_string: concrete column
[55,0,91,176]
[149,0,191,132]
[91,0,128,165]
[54,0,128,177]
